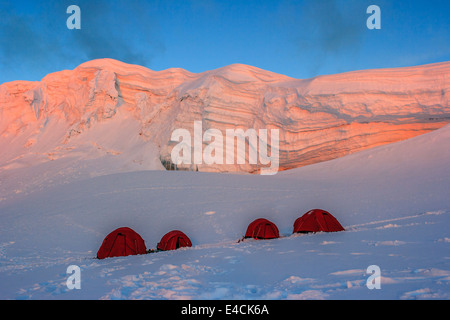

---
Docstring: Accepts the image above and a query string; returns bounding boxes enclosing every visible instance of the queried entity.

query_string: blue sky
[0,0,449,84]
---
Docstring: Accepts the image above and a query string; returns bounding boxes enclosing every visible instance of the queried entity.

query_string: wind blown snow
[0,125,449,300]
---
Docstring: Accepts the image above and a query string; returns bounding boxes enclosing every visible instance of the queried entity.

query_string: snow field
[1,125,449,300]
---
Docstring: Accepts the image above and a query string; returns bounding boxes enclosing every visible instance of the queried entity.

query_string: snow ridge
[1,59,449,175]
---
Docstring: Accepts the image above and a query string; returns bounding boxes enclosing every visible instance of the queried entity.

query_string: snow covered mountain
[0,119,448,300]
[1,59,449,178]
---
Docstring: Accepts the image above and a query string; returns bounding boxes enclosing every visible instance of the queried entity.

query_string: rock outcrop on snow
[1,58,449,174]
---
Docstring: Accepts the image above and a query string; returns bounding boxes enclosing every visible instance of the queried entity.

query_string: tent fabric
[244,218,280,239]
[157,230,192,251]
[293,209,345,233]
[97,227,147,259]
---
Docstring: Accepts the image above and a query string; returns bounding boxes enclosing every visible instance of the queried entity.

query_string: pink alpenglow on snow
[170,121,280,175]
[0,58,449,175]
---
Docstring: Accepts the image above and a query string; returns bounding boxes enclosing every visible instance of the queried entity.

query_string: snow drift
[0,120,449,299]
[0,59,449,300]
[1,59,449,177]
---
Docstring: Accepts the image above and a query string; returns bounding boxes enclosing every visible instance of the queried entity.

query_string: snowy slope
[0,108,163,203]
[1,59,449,176]
[0,124,449,300]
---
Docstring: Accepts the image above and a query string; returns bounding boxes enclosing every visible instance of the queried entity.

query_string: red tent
[157,230,192,251]
[97,227,147,259]
[293,209,345,233]
[244,218,279,240]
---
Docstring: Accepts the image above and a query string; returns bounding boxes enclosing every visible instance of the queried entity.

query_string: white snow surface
[0,124,449,300]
